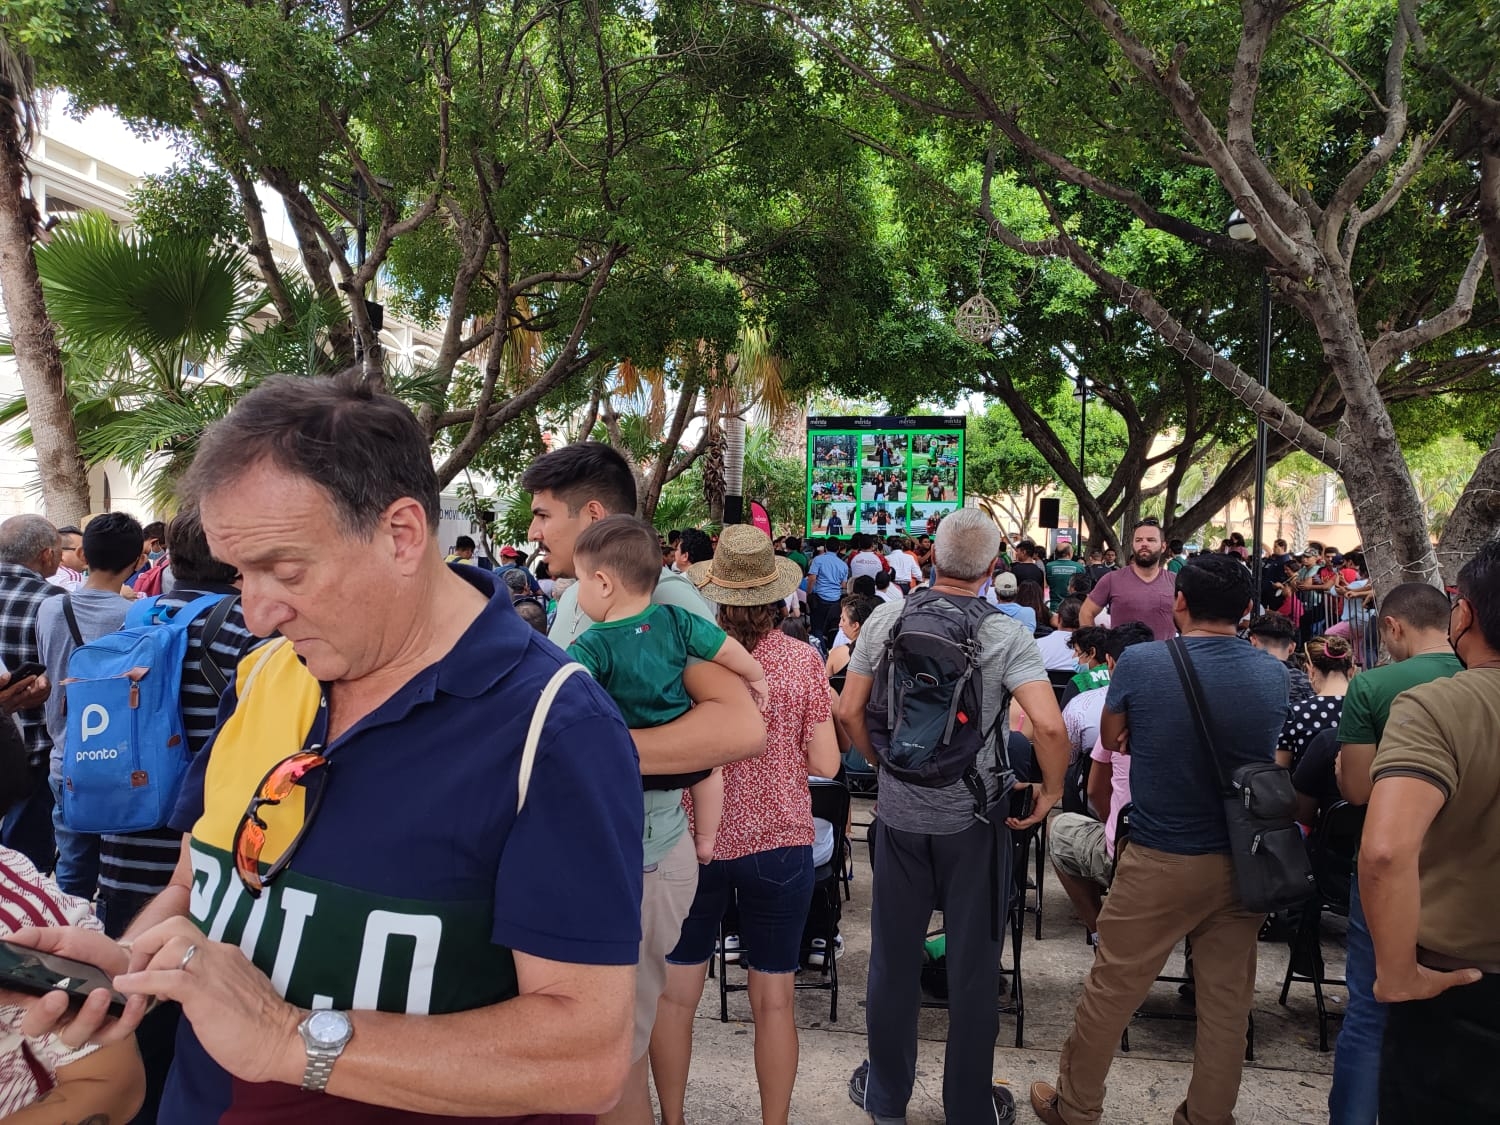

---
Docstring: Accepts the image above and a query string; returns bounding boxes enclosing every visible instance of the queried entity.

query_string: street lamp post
[1227,209,1272,611]
[1073,372,1088,542]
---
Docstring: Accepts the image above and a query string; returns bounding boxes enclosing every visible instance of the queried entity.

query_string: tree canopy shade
[5,0,912,496]
[756,0,1500,589]
[965,396,1129,539]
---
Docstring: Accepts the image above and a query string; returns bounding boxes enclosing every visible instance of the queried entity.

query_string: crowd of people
[0,372,1492,1125]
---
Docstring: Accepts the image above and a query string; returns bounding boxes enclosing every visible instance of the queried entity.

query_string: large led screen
[807,416,965,539]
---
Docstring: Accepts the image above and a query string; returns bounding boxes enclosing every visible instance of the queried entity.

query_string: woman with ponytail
[1276,634,1355,771]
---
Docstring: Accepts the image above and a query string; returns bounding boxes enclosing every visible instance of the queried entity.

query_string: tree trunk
[1309,274,1444,592]
[1434,428,1500,584]
[0,106,89,524]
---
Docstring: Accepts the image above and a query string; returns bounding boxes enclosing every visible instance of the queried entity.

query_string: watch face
[307,1009,352,1047]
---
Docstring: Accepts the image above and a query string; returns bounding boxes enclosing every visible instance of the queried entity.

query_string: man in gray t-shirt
[837,509,1069,1125]
[850,600,1044,834]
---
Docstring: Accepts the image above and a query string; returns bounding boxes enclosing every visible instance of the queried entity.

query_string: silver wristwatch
[297,1009,354,1092]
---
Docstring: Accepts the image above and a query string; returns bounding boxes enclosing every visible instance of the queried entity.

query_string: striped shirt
[0,847,102,1114]
[98,583,262,896]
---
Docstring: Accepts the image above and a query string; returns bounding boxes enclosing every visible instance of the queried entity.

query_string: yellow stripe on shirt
[189,639,323,859]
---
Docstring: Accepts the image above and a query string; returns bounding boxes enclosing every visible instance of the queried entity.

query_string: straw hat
[686,525,803,606]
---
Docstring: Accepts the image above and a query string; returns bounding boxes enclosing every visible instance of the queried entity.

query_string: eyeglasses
[232,750,329,897]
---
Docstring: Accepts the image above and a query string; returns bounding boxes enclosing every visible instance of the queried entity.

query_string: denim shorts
[668,845,814,974]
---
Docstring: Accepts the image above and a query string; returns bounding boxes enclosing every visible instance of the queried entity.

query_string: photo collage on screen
[808,424,963,538]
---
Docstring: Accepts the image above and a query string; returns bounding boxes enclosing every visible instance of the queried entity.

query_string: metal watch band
[302,1046,339,1092]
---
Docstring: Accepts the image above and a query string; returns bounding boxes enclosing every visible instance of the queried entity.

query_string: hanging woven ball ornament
[954,293,1001,342]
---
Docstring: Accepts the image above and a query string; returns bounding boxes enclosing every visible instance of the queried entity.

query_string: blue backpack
[59,592,234,834]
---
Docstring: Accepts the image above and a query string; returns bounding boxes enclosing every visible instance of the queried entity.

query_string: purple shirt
[1088,566,1177,641]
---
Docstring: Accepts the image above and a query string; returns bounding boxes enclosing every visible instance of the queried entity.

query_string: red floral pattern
[692,629,832,861]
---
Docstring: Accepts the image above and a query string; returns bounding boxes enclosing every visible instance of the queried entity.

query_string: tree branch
[1321,6,1411,258]
[1367,237,1488,372]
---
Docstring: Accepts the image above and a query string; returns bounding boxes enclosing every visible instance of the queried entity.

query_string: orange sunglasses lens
[234,817,268,894]
[233,750,329,898]
[258,751,326,802]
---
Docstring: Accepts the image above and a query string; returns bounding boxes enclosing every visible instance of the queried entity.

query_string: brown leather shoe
[1029,1081,1067,1125]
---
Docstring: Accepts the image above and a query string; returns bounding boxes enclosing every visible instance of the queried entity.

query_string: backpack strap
[517,663,586,816]
[196,595,241,699]
[61,598,83,647]
[237,637,288,699]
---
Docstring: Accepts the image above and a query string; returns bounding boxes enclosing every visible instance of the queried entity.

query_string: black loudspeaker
[1038,498,1061,529]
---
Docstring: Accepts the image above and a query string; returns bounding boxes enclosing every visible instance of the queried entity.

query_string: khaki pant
[1055,843,1262,1125]
[631,831,700,1060]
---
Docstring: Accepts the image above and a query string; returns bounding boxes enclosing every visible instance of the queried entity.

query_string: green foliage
[966,397,1128,499]
[655,426,804,535]
[129,159,247,246]
[1408,434,1486,536]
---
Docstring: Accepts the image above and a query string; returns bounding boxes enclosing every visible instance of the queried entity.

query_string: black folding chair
[1279,798,1363,1049]
[1047,668,1075,707]
[717,780,851,1023]
[918,821,1032,1047]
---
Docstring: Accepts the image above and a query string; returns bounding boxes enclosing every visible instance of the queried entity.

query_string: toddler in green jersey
[567,516,769,863]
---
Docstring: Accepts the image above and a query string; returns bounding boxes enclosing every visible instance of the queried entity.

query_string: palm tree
[0,211,349,510]
[0,27,90,521]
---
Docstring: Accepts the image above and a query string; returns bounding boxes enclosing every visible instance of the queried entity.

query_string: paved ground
[668,803,1344,1124]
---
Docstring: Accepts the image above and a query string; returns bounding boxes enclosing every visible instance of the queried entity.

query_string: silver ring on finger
[178,944,199,972]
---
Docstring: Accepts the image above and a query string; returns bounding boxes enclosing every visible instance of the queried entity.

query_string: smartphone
[1008,785,1035,822]
[0,938,127,1016]
[7,662,45,682]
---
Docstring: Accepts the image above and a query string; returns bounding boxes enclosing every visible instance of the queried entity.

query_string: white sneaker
[720,934,741,963]
[808,935,844,967]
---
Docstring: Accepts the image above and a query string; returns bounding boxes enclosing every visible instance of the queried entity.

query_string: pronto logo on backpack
[866,590,1008,814]
[60,592,232,834]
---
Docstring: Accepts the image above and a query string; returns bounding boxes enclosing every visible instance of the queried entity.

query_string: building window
[1310,475,1329,523]
[182,358,206,381]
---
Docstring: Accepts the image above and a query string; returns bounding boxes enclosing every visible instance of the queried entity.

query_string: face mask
[1450,601,1470,669]
[148,549,165,562]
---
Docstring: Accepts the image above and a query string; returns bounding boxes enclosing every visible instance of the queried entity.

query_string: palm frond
[35,212,266,361]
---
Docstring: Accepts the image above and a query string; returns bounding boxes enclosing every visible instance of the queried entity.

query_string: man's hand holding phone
[0,667,50,715]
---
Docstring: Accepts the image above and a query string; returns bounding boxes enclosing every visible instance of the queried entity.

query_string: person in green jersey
[1166,538,1186,574]
[569,515,769,864]
[1045,543,1088,610]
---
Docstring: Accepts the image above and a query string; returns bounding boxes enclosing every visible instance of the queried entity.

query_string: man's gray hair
[933,509,1000,581]
[0,515,60,567]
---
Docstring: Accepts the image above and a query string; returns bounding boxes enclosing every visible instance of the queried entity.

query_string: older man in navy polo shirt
[13,371,645,1124]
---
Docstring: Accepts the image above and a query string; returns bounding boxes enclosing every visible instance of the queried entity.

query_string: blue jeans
[48,772,101,901]
[1329,874,1384,1124]
[669,845,814,973]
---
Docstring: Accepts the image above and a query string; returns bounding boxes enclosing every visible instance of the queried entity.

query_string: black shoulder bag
[1167,638,1316,914]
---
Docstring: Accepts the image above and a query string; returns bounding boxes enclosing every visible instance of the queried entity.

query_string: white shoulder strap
[238,637,288,698]
[517,663,587,815]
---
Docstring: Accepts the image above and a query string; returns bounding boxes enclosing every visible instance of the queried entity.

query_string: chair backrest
[1310,799,1364,910]
[1006,731,1034,784]
[809,779,852,876]
[1113,801,1134,854]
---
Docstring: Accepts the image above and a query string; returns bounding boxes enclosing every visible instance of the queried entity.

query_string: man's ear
[385,497,432,573]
